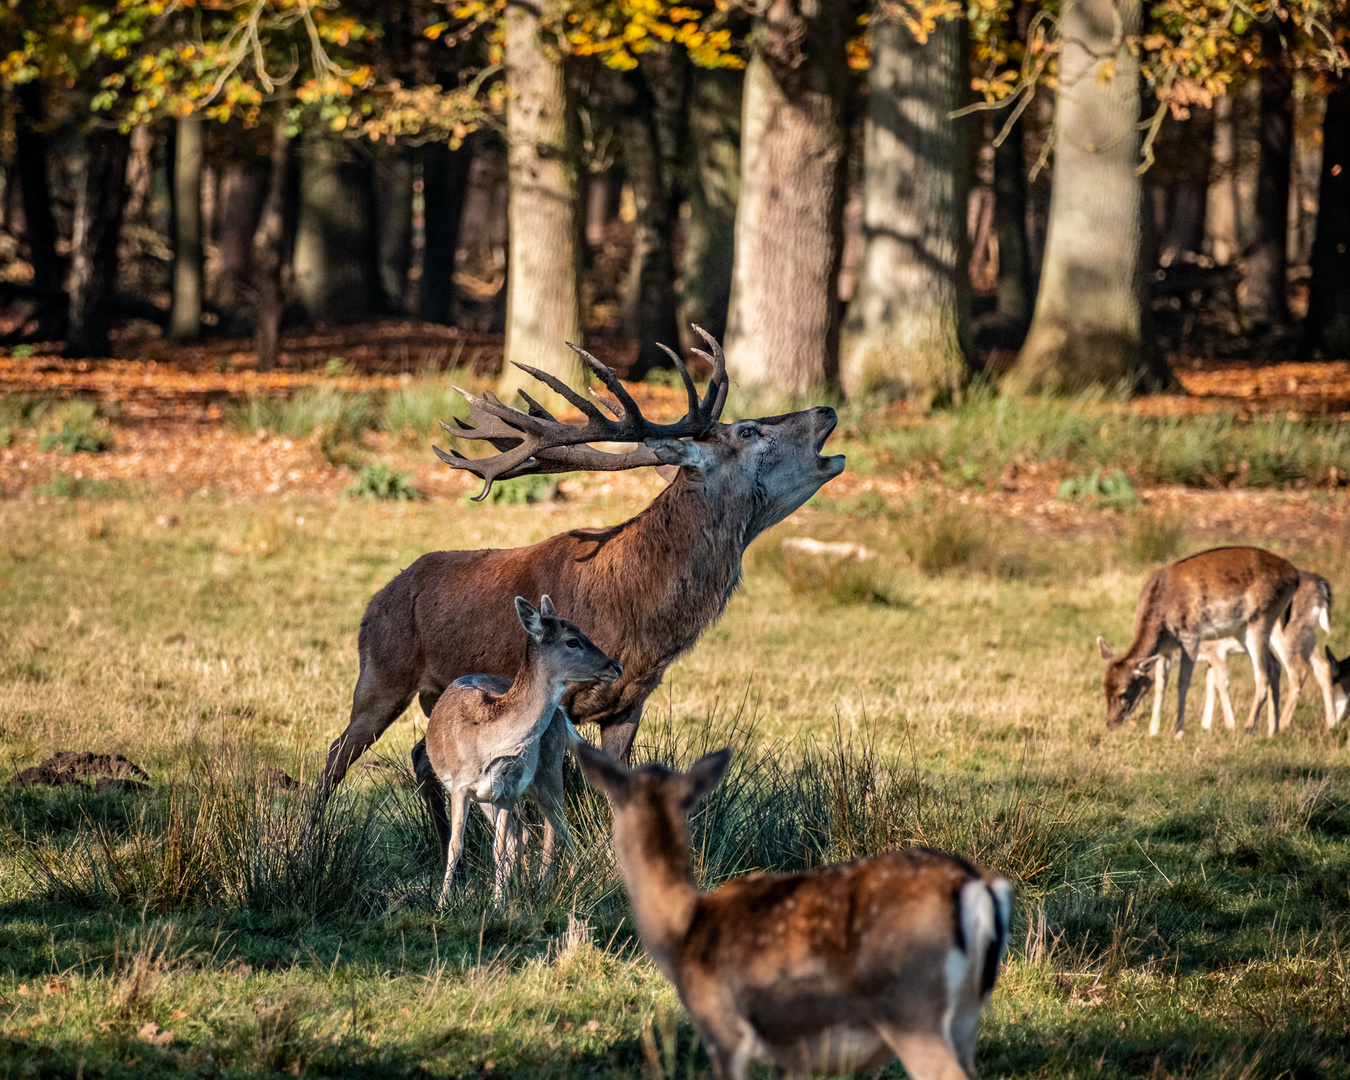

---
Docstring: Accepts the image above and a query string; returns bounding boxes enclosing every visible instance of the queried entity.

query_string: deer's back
[424,675,519,784]
[1138,547,1299,639]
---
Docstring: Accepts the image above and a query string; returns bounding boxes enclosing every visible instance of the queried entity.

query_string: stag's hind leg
[326,660,416,788]
[411,738,453,860]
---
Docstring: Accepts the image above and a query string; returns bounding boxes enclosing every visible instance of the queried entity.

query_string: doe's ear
[1134,654,1162,677]
[574,741,630,800]
[681,748,732,808]
[649,438,712,474]
[515,596,545,640]
[539,594,557,618]
[1098,637,1117,662]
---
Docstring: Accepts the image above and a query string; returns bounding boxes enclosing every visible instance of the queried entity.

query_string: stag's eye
[736,424,758,441]
[565,639,581,649]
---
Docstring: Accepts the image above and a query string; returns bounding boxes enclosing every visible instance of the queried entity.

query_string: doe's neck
[503,642,570,731]
[612,809,700,971]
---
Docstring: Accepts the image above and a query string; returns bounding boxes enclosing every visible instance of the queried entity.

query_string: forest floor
[3,324,1350,1079]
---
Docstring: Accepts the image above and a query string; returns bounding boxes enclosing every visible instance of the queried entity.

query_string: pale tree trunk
[1243,21,1292,327]
[14,82,65,341]
[840,12,971,403]
[65,128,130,358]
[252,111,291,371]
[293,138,378,324]
[1004,0,1163,392]
[1206,94,1239,265]
[169,116,204,343]
[418,142,473,324]
[724,0,850,396]
[497,2,586,408]
[1303,85,1350,358]
[680,66,742,344]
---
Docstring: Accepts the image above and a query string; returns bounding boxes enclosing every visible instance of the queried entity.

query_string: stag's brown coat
[1098,546,1300,737]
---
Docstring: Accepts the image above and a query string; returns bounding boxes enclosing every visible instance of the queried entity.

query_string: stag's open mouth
[814,412,846,475]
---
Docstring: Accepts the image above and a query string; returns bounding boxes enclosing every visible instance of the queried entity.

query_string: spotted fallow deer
[1147,571,1350,733]
[423,596,621,902]
[323,329,846,858]
[575,743,1013,1080]
[1098,547,1300,738]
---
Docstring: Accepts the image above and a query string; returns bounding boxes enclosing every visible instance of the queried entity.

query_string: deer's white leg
[440,789,470,906]
[1215,657,1237,729]
[1311,645,1336,728]
[874,1027,969,1080]
[1243,623,1278,735]
[1201,666,1217,730]
[1149,655,1169,737]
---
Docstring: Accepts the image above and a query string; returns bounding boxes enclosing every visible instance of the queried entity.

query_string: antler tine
[511,361,608,423]
[690,324,729,421]
[655,342,701,420]
[589,388,623,420]
[516,389,558,421]
[566,342,643,421]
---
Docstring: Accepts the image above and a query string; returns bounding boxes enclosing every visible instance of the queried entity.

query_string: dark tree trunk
[994,115,1033,330]
[252,112,291,371]
[1157,108,1213,263]
[293,139,379,325]
[65,128,130,358]
[1303,85,1350,358]
[418,141,473,324]
[620,69,683,378]
[498,2,586,405]
[215,161,266,321]
[1243,21,1292,326]
[1005,0,1164,392]
[169,116,204,343]
[841,10,971,402]
[14,82,65,340]
[680,66,742,345]
[725,0,850,395]
[374,147,414,314]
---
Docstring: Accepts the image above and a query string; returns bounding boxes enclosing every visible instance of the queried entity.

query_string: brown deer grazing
[1147,571,1349,733]
[424,596,621,902]
[575,743,1013,1080]
[323,329,846,856]
[1098,547,1300,738]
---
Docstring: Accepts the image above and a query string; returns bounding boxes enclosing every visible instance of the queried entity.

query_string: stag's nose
[603,659,623,682]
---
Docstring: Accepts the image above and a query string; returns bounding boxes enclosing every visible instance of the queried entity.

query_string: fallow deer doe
[1147,571,1350,732]
[424,595,620,902]
[1098,547,1300,738]
[323,328,846,859]
[576,743,1013,1080]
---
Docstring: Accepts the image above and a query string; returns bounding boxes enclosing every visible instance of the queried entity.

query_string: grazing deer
[1148,571,1349,732]
[575,743,1013,1080]
[424,595,621,902]
[323,329,846,857]
[1098,546,1300,738]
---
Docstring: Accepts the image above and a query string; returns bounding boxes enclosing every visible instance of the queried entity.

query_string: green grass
[866,387,1350,490]
[2,494,1350,1078]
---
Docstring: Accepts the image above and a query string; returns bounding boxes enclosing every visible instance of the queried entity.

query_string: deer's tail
[958,876,1014,1000]
[1318,578,1333,635]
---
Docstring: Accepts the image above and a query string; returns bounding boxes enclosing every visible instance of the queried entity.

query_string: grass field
[3,484,1350,1079]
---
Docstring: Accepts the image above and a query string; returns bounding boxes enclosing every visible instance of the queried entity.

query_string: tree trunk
[65,128,130,359]
[169,116,204,343]
[620,69,683,378]
[419,141,473,324]
[840,12,971,403]
[252,112,291,371]
[994,114,1033,329]
[680,66,742,345]
[1206,94,1239,265]
[1303,85,1350,358]
[1157,108,1212,263]
[14,82,65,340]
[1004,0,1162,393]
[497,3,586,405]
[374,147,414,314]
[1243,21,1292,326]
[724,0,850,396]
[215,161,266,322]
[293,138,378,325]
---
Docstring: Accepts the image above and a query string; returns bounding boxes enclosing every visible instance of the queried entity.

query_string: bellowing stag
[323,329,845,852]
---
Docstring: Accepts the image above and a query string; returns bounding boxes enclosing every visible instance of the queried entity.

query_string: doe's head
[515,595,623,686]
[575,742,730,849]
[1098,637,1158,729]
[1328,647,1350,727]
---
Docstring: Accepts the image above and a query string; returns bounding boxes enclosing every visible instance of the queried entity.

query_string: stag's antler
[434,326,729,501]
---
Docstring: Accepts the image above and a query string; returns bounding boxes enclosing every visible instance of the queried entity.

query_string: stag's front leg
[599,704,643,764]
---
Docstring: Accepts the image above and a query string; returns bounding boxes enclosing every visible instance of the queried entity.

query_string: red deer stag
[323,328,846,854]
[576,743,1013,1080]
[1098,547,1300,738]
[1147,571,1349,733]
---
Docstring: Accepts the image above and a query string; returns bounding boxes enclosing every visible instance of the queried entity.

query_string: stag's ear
[680,748,731,809]
[515,596,545,640]
[649,438,712,474]
[539,594,557,618]
[1098,637,1117,662]
[574,742,629,800]
[655,464,681,484]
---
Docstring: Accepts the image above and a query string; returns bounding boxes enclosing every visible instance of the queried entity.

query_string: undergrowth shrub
[773,545,902,606]
[228,388,376,465]
[1122,510,1185,564]
[383,373,470,442]
[346,462,420,501]
[37,400,115,454]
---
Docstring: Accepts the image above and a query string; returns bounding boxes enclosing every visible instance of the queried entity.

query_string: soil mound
[9,751,149,792]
